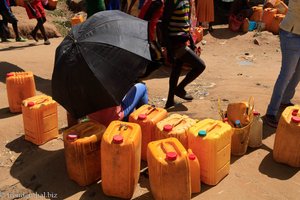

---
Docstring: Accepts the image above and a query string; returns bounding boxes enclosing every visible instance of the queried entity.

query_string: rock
[254,38,261,45]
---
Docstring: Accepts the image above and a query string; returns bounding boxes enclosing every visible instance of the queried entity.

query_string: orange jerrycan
[101,121,141,199]
[71,14,84,26]
[147,137,191,200]
[129,104,168,161]
[155,114,196,149]
[188,119,232,185]
[269,14,285,35]
[6,72,36,113]
[250,6,263,22]
[275,1,288,15]
[273,105,300,167]
[187,149,201,193]
[262,8,277,31]
[63,120,106,186]
[22,95,58,145]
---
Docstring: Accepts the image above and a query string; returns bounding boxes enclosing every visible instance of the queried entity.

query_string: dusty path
[0,25,300,200]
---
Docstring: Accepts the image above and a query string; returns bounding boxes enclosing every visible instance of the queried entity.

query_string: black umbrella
[52,10,151,119]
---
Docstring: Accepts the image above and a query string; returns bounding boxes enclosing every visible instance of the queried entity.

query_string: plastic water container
[101,121,141,199]
[63,120,106,186]
[275,1,288,14]
[188,119,232,185]
[250,6,263,22]
[273,105,300,167]
[6,72,36,113]
[129,104,168,161]
[22,95,58,145]
[155,114,196,149]
[187,149,201,193]
[147,137,191,200]
[71,14,84,26]
[269,14,285,35]
[262,8,277,31]
[248,111,263,148]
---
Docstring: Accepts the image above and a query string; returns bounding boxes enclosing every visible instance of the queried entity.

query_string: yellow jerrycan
[147,137,191,200]
[63,120,106,186]
[273,105,300,167]
[22,95,58,145]
[155,113,196,149]
[187,149,201,193]
[6,71,36,113]
[188,119,232,185]
[101,121,142,199]
[129,104,168,161]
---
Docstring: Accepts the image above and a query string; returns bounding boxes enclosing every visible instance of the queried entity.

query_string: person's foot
[30,32,38,42]
[44,39,51,45]
[16,37,27,42]
[264,114,278,128]
[165,101,175,109]
[208,25,214,32]
[1,38,12,42]
[175,89,193,100]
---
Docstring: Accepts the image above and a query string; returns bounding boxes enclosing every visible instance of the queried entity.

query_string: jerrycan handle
[145,104,157,115]
[118,123,128,131]
[206,122,219,133]
[172,116,189,127]
[161,141,178,161]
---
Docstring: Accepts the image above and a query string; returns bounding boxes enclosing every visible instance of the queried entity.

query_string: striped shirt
[168,0,191,38]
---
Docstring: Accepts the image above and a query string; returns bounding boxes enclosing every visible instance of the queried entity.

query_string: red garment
[87,105,124,127]
[25,0,46,19]
[138,0,164,41]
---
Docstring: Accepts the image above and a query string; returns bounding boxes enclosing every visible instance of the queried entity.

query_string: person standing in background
[265,0,300,128]
[161,0,206,109]
[0,0,26,42]
[24,0,50,45]
[85,0,106,18]
[195,0,214,32]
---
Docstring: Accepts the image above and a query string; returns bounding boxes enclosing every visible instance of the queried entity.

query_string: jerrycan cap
[27,102,35,107]
[6,72,14,77]
[138,114,147,120]
[113,135,123,144]
[67,134,78,141]
[223,117,228,122]
[253,111,260,116]
[291,116,300,123]
[166,152,177,161]
[292,109,299,116]
[163,124,173,132]
[188,153,196,160]
[198,130,206,137]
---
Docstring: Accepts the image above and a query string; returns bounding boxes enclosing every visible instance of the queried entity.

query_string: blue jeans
[121,83,148,118]
[267,29,300,116]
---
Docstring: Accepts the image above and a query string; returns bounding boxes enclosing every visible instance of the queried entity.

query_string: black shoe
[175,89,193,100]
[165,101,175,109]
[30,32,38,42]
[264,114,278,128]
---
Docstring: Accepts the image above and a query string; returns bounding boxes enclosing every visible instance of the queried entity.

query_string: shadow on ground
[259,152,299,180]
[6,135,85,200]
[0,62,52,96]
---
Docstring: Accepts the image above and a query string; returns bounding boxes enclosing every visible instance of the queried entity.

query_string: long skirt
[195,0,214,23]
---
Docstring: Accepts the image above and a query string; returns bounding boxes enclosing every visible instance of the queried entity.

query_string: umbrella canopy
[52,10,151,119]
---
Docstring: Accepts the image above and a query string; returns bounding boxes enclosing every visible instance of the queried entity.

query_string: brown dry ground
[0,3,300,200]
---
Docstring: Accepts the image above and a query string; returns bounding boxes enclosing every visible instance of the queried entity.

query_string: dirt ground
[1,4,300,200]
